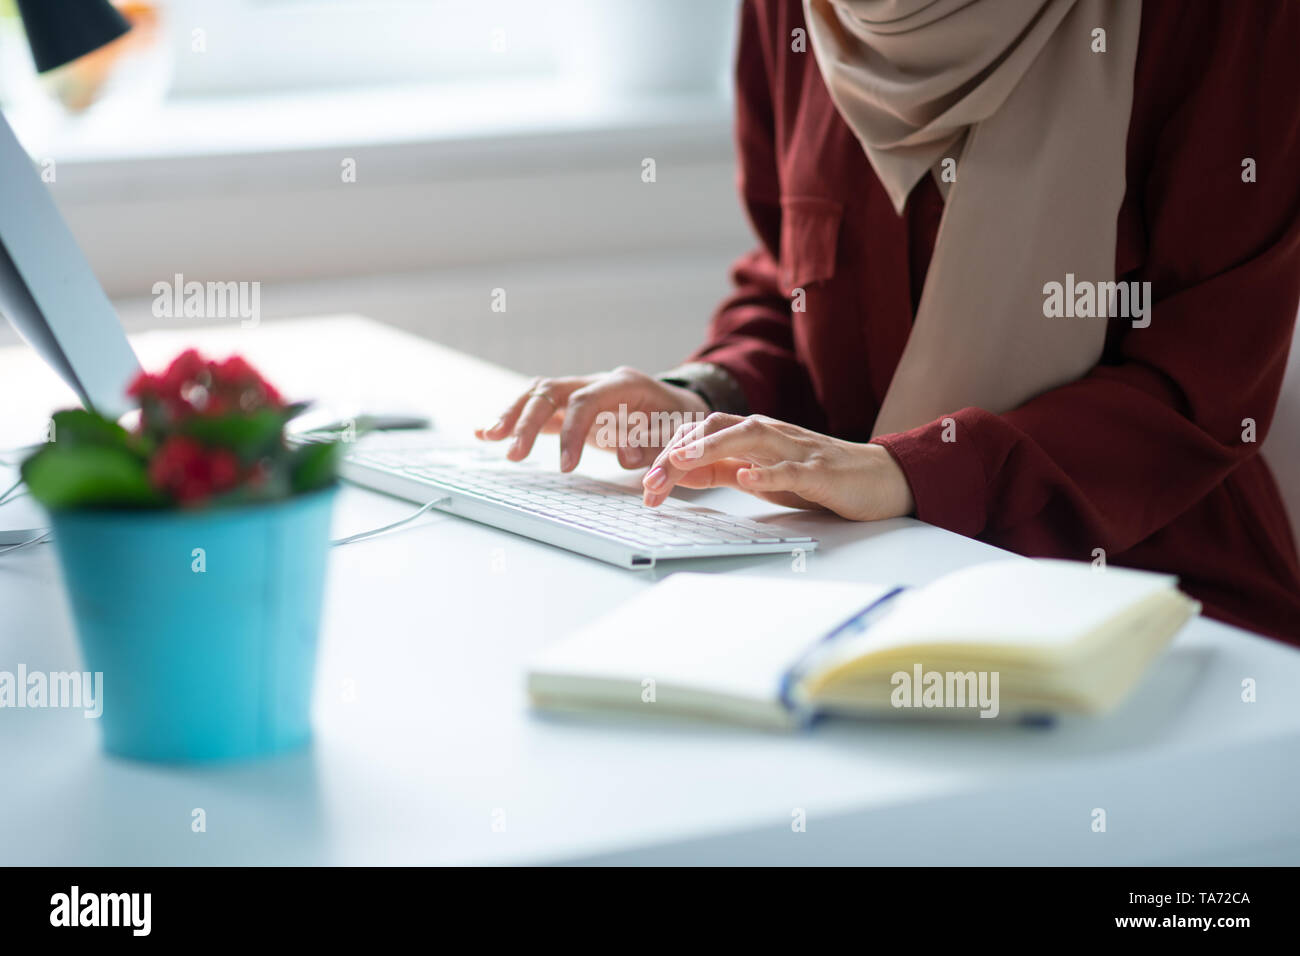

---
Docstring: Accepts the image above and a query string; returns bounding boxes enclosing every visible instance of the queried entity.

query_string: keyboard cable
[1,469,449,553]
[0,476,25,506]
[0,476,50,555]
[330,495,451,547]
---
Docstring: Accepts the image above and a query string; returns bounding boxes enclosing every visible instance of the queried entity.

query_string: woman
[478,0,1300,643]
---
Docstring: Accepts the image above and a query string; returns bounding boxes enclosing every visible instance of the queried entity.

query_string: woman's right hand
[474,366,710,473]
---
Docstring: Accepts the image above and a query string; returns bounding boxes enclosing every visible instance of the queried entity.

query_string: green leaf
[21,444,164,510]
[180,409,288,463]
[48,408,134,449]
[289,441,339,494]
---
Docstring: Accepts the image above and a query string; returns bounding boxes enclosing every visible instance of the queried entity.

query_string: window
[168,0,736,98]
[169,0,560,95]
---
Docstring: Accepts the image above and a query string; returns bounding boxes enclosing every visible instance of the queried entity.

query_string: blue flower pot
[48,488,336,763]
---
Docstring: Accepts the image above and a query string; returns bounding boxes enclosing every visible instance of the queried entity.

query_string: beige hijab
[802,0,1142,437]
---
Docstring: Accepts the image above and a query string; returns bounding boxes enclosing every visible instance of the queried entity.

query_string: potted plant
[22,349,339,762]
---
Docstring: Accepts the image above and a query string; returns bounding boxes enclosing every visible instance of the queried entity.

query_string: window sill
[9,78,746,299]
[8,78,733,198]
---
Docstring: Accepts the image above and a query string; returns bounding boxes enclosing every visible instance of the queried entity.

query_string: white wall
[5,90,752,379]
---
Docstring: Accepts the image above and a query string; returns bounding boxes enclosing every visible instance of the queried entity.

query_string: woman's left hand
[640,413,915,521]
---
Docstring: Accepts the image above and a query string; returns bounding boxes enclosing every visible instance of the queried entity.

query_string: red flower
[148,436,243,505]
[211,355,283,409]
[162,348,207,392]
[128,350,284,426]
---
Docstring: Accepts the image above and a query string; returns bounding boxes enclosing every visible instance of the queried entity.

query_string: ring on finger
[528,388,560,411]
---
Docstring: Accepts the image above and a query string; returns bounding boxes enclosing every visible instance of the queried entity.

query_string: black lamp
[15,0,132,74]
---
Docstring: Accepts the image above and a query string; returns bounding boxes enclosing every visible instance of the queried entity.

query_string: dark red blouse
[691,0,1300,643]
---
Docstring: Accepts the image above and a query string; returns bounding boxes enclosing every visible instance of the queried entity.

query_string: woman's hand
[640,413,915,521]
[475,367,710,472]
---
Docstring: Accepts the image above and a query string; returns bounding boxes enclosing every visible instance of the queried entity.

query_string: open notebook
[527,560,1200,730]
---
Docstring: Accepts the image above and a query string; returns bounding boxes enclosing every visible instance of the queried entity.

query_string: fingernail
[625,447,644,467]
[509,438,521,456]
[671,444,696,460]
[644,466,666,490]
[561,450,574,471]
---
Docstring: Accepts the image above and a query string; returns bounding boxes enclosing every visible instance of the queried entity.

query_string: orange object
[44,1,160,112]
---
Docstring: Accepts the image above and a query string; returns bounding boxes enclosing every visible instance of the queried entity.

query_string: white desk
[2,316,1298,865]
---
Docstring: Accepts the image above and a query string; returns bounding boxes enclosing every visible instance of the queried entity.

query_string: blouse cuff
[871,410,990,539]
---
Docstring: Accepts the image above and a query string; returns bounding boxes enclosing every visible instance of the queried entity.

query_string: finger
[617,443,649,469]
[737,460,809,494]
[675,459,820,513]
[507,379,585,461]
[642,413,741,505]
[621,414,695,472]
[558,383,617,472]
[616,402,710,468]
[673,459,746,490]
[475,386,533,441]
[662,412,717,454]
[508,395,561,460]
[477,378,582,443]
[667,417,792,470]
[644,418,759,509]
[645,416,792,505]
[646,413,738,480]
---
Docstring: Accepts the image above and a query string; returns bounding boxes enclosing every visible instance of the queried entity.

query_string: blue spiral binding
[778,585,908,725]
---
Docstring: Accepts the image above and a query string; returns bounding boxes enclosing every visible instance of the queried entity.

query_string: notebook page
[818,559,1179,665]
[530,573,890,704]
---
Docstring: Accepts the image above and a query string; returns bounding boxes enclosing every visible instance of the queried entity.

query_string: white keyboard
[338,437,818,568]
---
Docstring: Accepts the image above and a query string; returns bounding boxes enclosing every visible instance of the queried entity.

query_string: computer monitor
[0,109,140,421]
